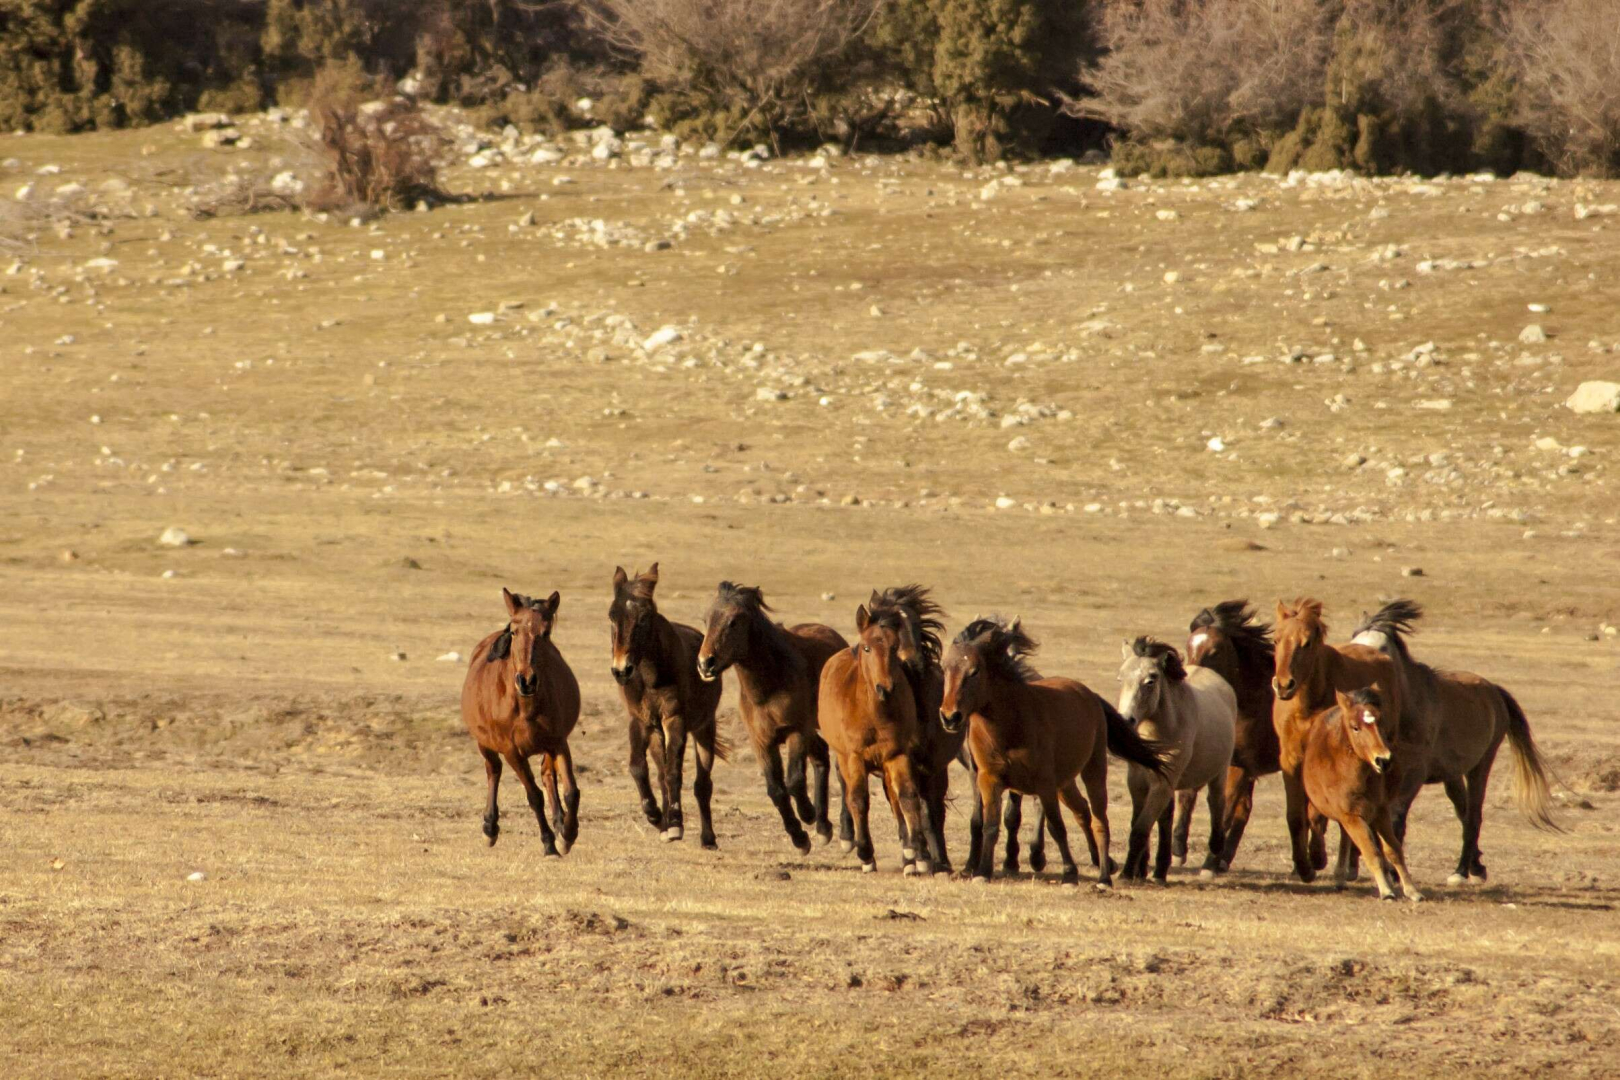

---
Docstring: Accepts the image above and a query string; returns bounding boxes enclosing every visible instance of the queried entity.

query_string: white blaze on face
[1189,631,1210,652]
[1362,709,1378,727]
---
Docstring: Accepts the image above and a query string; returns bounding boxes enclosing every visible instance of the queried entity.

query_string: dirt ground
[2,115,1619,1078]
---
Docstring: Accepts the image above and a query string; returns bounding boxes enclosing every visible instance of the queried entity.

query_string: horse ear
[1010,615,1021,634]
[546,590,561,616]
[855,604,870,632]
[502,587,521,617]
[1121,638,1134,661]
[870,588,881,606]
[644,562,659,587]
[1276,600,1293,622]
[612,566,628,588]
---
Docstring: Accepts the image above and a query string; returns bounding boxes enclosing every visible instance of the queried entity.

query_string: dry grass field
[2,114,1619,1077]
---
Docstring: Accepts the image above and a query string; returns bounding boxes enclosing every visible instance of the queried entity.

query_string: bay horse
[610,563,728,848]
[697,582,843,853]
[1351,600,1559,883]
[1300,688,1424,901]
[1271,598,1405,883]
[940,617,1170,888]
[1116,637,1237,882]
[1180,600,1291,872]
[461,588,580,856]
[818,600,935,874]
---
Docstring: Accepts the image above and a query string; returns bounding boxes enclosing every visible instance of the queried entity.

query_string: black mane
[870,584,945,666]
[1190,599,1274,660]
[1132,636,1187,681]
[1352,599,1422,662]
[955,616,1040,682]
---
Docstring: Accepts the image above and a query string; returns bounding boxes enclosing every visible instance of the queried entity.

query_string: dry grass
[1,117,1619,1076]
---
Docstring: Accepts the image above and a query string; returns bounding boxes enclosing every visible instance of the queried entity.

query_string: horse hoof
[839,840,855,854]
[1407,891,1426,903]
[792,836,813,856]
[485,834,498,848]
[901,847,917,862]
[1445,872,1466,887]
[1175,855,1187,867]
[557,840,572,856]
[969,875,990,885]
[1217,858,1231,873]
[1199,868,1217,881]
[1093,881,1113,893]
[661,827,683,843]
[902,863,922,877]
[701,837,719,851]
[1061,871,1080,886]
[861,862,877,874]
[544,849,561,859]
[816,828,833,846]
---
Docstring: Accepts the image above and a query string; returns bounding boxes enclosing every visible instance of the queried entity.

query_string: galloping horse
[940,617,1170,887]
[1351,600,1559,883]
[818,601,935,874]
[1182,600,1291,871]
[1272,599,1403,883]
[610,563,728,848]
[1116,637,1237,882]
[462,588,581,856]
[1300,688,1424,901]
[697,582,844,853]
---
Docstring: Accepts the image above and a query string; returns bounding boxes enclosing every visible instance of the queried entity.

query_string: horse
[461,587,581,856]
[697,582,844,853]
[1179,600,1289,872]
[1300,688,1424,901]
[610,563,729,849]
[1116,638,1238,882]
[1351,600,1559,884]
[818,601,936,874]
[1271,599,1404,883]
[939,617,1170,888]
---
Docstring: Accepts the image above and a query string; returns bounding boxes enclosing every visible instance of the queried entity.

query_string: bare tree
[1499,0,1620,176]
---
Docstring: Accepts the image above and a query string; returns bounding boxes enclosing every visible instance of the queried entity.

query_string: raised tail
[1499,687,1560,832]
[1101,698,1174,778]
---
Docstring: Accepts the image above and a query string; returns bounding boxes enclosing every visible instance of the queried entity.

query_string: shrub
[306,68,447,212]
[1498,0,1620,176]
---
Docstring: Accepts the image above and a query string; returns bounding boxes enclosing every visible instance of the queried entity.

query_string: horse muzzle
[875,684,892,703]
[611,663,634,685]
[939,708,965,734]
[696,657,718,682]
[514,673,538,698]
[1372,754,1391,774]
[1272,677,1296,701]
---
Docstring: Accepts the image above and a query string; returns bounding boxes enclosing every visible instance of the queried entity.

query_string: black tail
[1102,699,1174,778]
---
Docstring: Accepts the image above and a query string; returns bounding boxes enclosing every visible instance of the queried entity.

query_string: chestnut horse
[1351,600,1559,883]
[697,582,844,853]
[1272,599,1404,883]
[461,588,581,856]
[1300,688,1424,901]
[610,563,728,848]
[1116,638,1237,882]
[818,601,936,874]
[940,617,1170,887]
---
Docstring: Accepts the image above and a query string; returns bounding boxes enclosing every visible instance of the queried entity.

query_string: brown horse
[697,582,844,853]
[940,617,1170,887]
[1351,600,1559,883]
[1180,600,1290,872]
[461,588,581,856]
[1272,599,1405,883]
[818,601,935,874]
[1300,688,1424,901]
[610,563,728,849]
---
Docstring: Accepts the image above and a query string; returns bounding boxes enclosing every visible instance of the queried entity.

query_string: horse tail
[1101,698,1174,778]
[1499,687,1560,832]
[710,723,733,763]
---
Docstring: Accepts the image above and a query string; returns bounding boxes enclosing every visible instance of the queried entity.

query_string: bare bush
[306,72,449,212]
[577,0,880,148]
[1499,0,1620,176]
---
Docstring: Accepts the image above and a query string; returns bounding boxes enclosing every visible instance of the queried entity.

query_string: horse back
[788,622,850,672]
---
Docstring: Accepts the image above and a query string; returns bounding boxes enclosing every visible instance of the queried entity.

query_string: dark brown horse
[611,563,728,849]
[1272,599,1404,883]
[818,601,935,874]
[940,617,1170,887]
[1351,600,1559,883]
[1180,600,1286,871]
[461,588,581,856]
[697,582,844,853]
[1300,687,1423,901]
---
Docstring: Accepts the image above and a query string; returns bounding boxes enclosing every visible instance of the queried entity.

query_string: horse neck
[1235,639,1275,698]
[645,611,681,687]
[976,670,1030,731]
[734,611,804,700]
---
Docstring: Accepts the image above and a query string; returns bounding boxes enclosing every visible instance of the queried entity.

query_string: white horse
[1117,637,1237,882]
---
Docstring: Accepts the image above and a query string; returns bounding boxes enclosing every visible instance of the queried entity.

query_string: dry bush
[1498,0,1620,176]
[577,0,880,148]
[305,70,449,212]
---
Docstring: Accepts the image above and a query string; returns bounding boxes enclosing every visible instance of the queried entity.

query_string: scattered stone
[1519,324,1548,344]
[1401,566,1425,578]
[467,312,496,325]
[642,326,682,351]
[437,651,464,663]
[389,650,408,662]
[158,526,193,547]
[186,871,208,882]
[1566,381,1620,414]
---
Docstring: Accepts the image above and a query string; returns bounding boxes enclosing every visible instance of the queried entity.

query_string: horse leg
[1027,796,1048,873]
[1079,757,1114,889]
[1464,743,1500,882]
[924,764,951,874]
[1340,814,1398,900]
[880,767,908,869]
[660,717,688,842]
[965,764,985,877]
[974,771,1004,883]
[1283,773,1317,884]
[809,734,834,844]
[1333,823,1355,889]
[1200,775,1227,879]
[541,753,565,851]
[627,719,661,826]
[1059,780,1100,868]
[837,771,855,853]
[1124,767,1157,881]
[556,745,580,850]
[1442,776,1471,886]
[760,739,812,854]
[692,727,719,850]
[1154,797,1177,883]
[1218,766,1254,872]
[1171,789,1196,866]
[1001,792,1024,875]
[783,730,815,826]
[887,755,933,876]
[845,754,876,873]
[508,753,558,857]
[1373,806,1424,902]
[1307,806,1329,873]
[480,748,502,846]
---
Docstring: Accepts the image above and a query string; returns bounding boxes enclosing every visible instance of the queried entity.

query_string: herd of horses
[459,569,1560,900]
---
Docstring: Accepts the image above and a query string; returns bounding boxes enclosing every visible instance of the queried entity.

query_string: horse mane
[617,573,658,605]
[1347,686,1382,710]
[956,616,1040,682]
[1281,597,1327,636]
[1190,599,1274,658]
[1352,599,1421,662]
[1132,636,1187,681]
[714,581,805,679]
[870,584,944,665]
[716,580,771,614]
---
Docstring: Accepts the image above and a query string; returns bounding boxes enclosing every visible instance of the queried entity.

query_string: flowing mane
[955,616,1040,683]
[1131,636,1187,681]
[1278,597,1327,637]
[1352,599,1422,662]
[715,580,771,614]
[1190,599,1274,660]
[870,584,945,665]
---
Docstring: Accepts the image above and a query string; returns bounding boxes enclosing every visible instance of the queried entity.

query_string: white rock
[186,871,208,882]
[436,651,463,663]
[158,527,192,547]
[642,326,682,351]
[467,312,496,325]
[1007,436,1031,452]
[1519,324,1548,344]
[1566,381,1620,414]
[1206,437,1226,452]
[994,496,1018,510]
[755,387,787,402]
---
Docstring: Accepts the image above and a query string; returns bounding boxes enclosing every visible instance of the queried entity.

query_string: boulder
[1566,381,1620,414]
